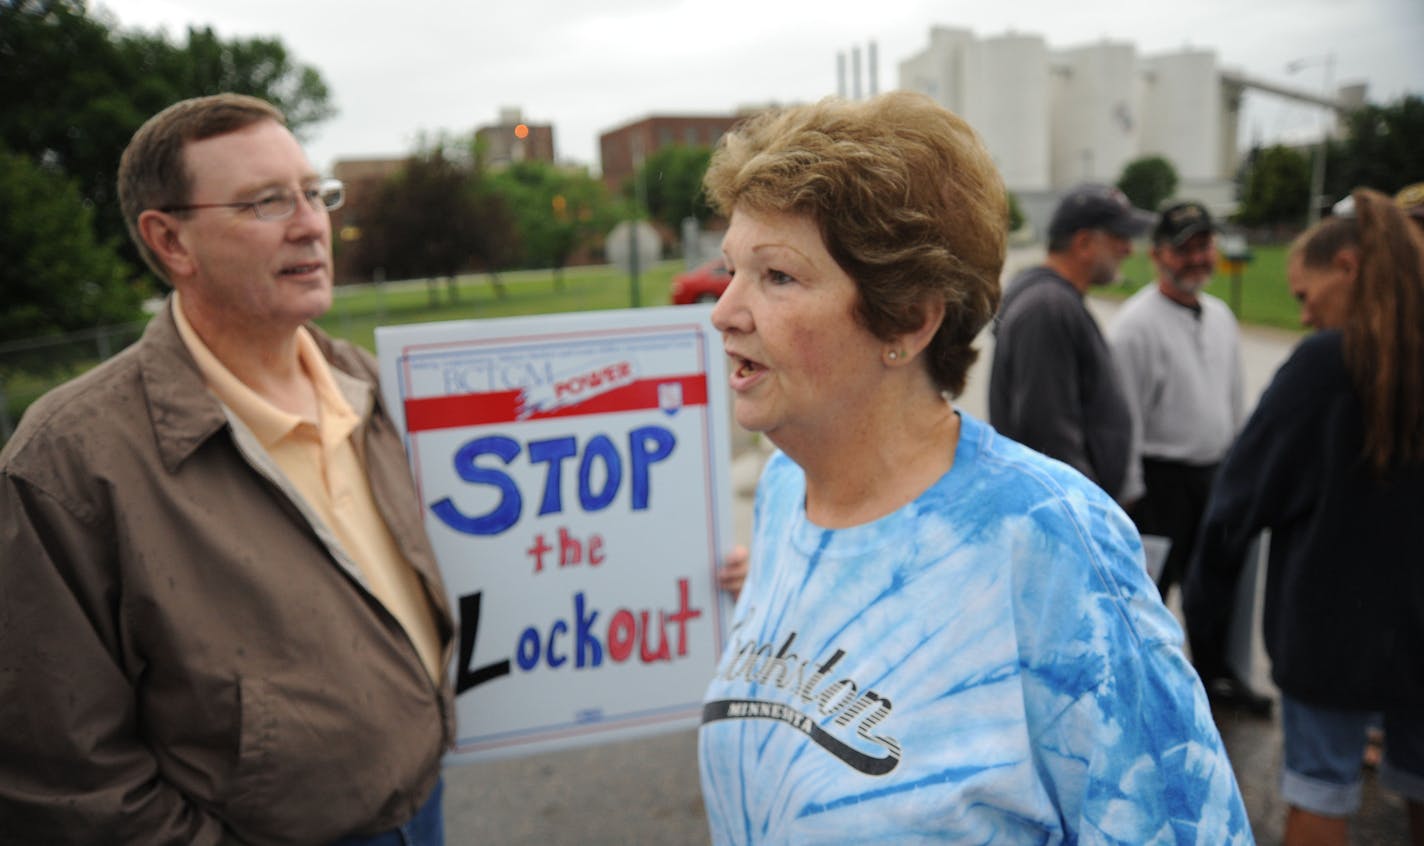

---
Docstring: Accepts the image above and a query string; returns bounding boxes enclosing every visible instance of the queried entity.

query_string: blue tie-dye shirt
[699,412,1250,844]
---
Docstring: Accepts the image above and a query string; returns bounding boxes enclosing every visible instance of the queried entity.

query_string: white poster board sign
[1226,531,1269,687]
[377,305,733,763]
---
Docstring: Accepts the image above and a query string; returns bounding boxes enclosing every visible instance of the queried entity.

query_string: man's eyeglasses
[159,178,345,221]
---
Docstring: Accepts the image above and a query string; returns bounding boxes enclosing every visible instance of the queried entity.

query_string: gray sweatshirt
[988,265,1133,499]
[1108,284,1243,471]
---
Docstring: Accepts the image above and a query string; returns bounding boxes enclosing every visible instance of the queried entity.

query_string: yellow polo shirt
[172,294,443,682]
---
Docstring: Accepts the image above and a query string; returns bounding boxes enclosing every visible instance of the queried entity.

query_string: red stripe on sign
[404,375,709,432]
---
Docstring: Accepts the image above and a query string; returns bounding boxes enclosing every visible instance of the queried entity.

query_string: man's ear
[137,210,193,280]
[1070,227,1098,256]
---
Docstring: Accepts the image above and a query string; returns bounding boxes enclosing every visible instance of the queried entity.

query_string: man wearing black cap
[989,183,1154,499]
[1109,201,1242,594]
[1107,200,1269,714]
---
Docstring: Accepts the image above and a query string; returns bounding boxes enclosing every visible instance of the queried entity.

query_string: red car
[670,259,731,305]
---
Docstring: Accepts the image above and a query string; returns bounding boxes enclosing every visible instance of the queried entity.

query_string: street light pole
[628,135,647,308]
[1286,53,1335,226]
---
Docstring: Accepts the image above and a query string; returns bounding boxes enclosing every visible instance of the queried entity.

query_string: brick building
[598,114,746,192]
[475,107,556,168]
[329,157,405,284]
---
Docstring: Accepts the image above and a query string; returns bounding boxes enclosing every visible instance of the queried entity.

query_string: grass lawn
[1097,243,1304,333]
[0,263,683,441]
[3,249,1306,442]
[316,262,683,352]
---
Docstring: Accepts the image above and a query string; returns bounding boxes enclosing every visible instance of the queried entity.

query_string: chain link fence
[0,321,148,446]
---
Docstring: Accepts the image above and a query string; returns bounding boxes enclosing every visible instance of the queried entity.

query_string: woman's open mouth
[727,352,765,389]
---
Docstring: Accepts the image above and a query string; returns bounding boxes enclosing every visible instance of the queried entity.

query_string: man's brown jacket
[0,302,455,845]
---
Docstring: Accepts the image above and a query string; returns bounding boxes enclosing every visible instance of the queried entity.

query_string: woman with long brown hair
[1185,187,1424,845]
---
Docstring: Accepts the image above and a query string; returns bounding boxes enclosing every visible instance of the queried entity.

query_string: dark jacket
[1183,331,1424,708]
[988,265,1133,498]
[0,302,456,845]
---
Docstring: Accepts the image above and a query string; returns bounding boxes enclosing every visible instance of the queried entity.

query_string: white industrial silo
[963,33,1051,193]
[898,27,976,114]
[1049,41,1140,188]
[1139,50,1221,184]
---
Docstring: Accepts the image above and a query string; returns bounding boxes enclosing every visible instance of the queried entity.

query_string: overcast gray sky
[97,0,1423,176]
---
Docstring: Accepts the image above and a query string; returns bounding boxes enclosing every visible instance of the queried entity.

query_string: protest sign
[377,305,733,763]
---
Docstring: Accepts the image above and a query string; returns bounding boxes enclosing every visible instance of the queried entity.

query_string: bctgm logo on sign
[518,359,636,418]
[659,382,684,416]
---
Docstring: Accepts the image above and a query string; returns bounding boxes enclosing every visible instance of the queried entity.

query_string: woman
[697,92,1248,844]
[1185,188,1424,846]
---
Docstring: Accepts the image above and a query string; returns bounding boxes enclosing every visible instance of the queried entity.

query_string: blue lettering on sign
[528,437,577,516]
[629,426,675,510]
[430,426,678,535]
[579,435,621,512]
[430,436,522,535]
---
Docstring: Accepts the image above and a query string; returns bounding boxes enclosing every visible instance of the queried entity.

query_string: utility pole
[628,134,646,308]
[1287,54,1335,226]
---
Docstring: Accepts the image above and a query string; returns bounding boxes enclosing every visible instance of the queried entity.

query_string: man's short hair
[1046,183,1155,252]
[118,93,286,282]
[703,92,1007,397]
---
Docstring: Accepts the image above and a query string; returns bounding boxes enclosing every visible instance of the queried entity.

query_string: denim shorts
[1281,695,1424,815]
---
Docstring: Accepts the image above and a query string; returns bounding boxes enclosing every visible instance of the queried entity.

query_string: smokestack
[837,51,847,98]
[852,45,863,100]
[868,41,878,96]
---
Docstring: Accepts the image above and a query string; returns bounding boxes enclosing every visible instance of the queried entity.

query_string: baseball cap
[1154,200,1220,246]
[1047,183,1156,241]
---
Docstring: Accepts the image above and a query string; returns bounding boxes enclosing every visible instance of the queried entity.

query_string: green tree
[1,0,334,293]
[1236,145,1312,227]
[117,26,334,136]
[355,143,517,303]
[2,0,149,243]
[489,160,618,282]
[1116,156,1179,212]
[0,148,142,340]
[630,144,713,233]
[1332,95,1424,196]
[1007,191,1025,233]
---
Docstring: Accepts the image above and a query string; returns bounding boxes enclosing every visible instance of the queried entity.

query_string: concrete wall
[1139,50,1221,182]
[898,27,975,113]
[899,28,1240,199]
[1050,41,1140,187]
[968,34,1051,192]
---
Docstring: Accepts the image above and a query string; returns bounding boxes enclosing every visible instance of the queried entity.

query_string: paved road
[441,259,1410,844]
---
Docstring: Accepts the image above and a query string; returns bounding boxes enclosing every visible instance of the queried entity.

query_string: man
[0,95,453,845]
[1108,200,1243,598]
[1106,201,1270,715]
[988,183,1152,499]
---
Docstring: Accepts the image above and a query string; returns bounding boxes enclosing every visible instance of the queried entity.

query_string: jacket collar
[140,297,375,473]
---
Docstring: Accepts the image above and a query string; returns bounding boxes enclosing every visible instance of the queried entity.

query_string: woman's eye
[768,269,795,285]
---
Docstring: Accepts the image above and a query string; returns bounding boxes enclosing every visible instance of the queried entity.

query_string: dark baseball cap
[1047,183,1156,241]
[1154,200,1220,246]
